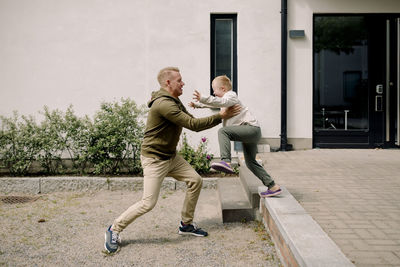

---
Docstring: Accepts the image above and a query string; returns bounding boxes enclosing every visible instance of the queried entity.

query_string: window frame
[210,14,238,94]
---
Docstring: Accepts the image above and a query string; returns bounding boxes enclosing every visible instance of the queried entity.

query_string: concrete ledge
[0,177,218,194]
[260,187,354,267]
[237,153,264,208]
[239,164,262,208]
[41,177,109,193]
[176,178,218,190]
[217,178,254,223]
[107,177,144,191]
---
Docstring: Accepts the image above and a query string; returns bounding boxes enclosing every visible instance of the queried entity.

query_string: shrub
[37,107,67,174]
[62,106,93,174]
[178,133,213,174]
[34,106,94,175]
[87,98,146,175]
[0,98,146,176]
[0,112,41,176]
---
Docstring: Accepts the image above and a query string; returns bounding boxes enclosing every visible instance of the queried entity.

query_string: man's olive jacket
[140,88,222,159]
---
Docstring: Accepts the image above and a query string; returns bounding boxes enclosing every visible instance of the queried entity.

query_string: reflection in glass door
[313,14,399,148]
[313,16,370,147]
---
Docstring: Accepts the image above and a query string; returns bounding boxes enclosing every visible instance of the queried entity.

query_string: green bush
[62,106,93,174]
[178,133,213,174]
[37,107,67,174]
[34,106,95,175]
[0,112,41,176]
[0,98,146,176]
[88,99,145,175]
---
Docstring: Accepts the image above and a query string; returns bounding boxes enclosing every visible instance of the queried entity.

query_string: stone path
[259,149,400,267]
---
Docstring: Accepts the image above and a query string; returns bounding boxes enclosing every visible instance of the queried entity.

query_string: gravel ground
[0,189,281,266]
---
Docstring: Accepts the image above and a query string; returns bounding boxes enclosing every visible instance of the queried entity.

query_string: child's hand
[193,90,201,101]
[188,102,196,108]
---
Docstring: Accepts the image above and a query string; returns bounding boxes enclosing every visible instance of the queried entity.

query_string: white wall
[2,0,400,155]
[0,0,281,156]
[287,0,400,140]
[0,0,149,117]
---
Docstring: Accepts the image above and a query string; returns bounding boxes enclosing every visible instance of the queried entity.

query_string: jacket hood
[147,88,177,108]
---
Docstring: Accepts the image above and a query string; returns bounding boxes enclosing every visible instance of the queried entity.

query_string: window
[211,14,237,93]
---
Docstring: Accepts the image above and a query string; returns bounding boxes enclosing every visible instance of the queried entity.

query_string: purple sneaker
[211,161,235,174]
[259,188,282,198]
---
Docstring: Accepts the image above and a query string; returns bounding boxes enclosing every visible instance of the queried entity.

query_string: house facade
[1,0,399,156]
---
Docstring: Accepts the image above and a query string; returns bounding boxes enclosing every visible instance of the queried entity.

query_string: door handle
[376,84,383,94]
[375,95,383,112]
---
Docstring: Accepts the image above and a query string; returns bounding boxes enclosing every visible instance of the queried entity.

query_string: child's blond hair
[213,75,232,91]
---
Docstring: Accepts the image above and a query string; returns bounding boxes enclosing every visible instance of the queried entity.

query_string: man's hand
[219,104,241,119]
[193,90,201,101]
[188,102,196,108]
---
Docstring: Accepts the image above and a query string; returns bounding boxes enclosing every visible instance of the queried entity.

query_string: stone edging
[0,177,218,194]
[260,186,355,267]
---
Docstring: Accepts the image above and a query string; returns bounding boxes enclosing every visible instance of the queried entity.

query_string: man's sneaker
[178,221,208,237]
[211,161,235,174]
[259,188,282,198]
[104,225,121,253]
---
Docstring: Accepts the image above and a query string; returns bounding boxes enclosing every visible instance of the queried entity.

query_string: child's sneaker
[104,225,121,253]
[178,221,208,237]
[211,161,235,174]
[259,188,282,198]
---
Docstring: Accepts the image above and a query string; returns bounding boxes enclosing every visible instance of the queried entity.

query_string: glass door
[313,14,399,148]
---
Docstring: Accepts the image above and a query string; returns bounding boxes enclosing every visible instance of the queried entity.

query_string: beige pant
[112,154,203,233]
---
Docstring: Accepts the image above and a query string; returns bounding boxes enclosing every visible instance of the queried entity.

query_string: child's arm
[192,90,218,109]
[189,101,207,108]
[189,101,217,109]
[199,91,240,108]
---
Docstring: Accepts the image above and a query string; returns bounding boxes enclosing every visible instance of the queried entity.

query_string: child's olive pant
[218,125,275,188]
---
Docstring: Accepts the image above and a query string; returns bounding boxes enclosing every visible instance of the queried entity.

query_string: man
[105,67,240,253]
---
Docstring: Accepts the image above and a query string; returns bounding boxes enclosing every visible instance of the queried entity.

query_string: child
[189,75,281,197]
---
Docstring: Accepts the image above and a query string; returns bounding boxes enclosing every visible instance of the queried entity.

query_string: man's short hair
[213,75,232,90]
[157,67,180,87]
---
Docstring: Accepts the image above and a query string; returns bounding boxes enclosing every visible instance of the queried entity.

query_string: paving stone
[328,229,355,235]
[348,251,385,265]
[353,228,373,239]
[376,252,400,265]
[368,229,389,239]
[367,239,398,246]
[349,239,371,250]
[372,245,400,251]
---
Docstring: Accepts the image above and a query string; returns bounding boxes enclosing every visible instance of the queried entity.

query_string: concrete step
[217,178,254,223]
[238,157,263,209]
